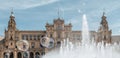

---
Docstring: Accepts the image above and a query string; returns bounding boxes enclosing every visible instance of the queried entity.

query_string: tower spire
[58,8,60,18]
[11,8,14,16]
[103,8,106,16]
[103,11,105,16]
[8,9,16,30]
[101,11,106,20]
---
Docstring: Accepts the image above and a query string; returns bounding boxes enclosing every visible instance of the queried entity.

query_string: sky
[0,0,120,36]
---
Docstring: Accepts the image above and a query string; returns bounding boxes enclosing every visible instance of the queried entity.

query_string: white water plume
[43,14,120,58]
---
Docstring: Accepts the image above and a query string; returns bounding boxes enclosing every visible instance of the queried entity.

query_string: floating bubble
[40,36,49,48]
[16,40,29,51]
[40,36,54,48]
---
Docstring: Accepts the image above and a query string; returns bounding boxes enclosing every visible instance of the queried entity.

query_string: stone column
[22,52,23,58]
[34,52,35,58]
[14,51,17,58]
[1,51,3,58]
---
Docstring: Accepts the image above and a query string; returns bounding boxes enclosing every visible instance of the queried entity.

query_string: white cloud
[0,0,59,9]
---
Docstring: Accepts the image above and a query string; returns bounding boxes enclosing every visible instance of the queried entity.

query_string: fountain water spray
[82,14,90,45]
[43,14,120,58]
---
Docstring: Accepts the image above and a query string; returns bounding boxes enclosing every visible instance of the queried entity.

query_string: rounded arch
[3,52,7,58]
[17,52,22,58]
[30,52,34,58]
[35,52,40,58]
[35,52,40,55]
[10,52,14,58]
[23,52,29,58]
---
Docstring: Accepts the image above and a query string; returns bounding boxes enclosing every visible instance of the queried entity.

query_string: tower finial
[58,7,60,18]
[11,8,14,16]
[103,8,105,16]
[103,11,105,16]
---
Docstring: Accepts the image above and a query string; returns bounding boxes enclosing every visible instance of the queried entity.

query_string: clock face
[16,40,29,51]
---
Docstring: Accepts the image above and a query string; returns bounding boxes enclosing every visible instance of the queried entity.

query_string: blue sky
[0,0,120,36]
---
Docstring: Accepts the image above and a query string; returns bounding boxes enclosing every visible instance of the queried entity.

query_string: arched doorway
[17,52,22,58]
[10,52,14,58]
[30,52,34,58]
[35,52,40,58]
[4,52,8,58]
[57,41,61,47]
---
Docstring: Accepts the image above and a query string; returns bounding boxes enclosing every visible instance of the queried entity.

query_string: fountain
[82,14,90,45]
[42,14,120,58]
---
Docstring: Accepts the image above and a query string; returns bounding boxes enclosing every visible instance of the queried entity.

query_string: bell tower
[8,10,16,31]
[7,10,17,40]
[97,12,112,44]
[4,10,18,49]
[100,12,109,31]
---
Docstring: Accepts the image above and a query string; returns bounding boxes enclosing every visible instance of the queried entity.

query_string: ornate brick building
[0,11,112,58]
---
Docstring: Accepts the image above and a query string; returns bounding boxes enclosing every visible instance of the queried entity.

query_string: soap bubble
[40,36,54,48]
[16,40,29,51]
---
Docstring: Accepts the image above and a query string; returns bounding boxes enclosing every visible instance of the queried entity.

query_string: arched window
[26,35,28,40]
[23,52,28,58]
[57,41,61,47]
[30,35,32,40]
[17,52,22,58]
[31,42,35,48]
[22,35,25,40]
[30,52,34,58]
[35,52,40,58]
[10,36,13,40]
[37,35,40,40]
[34,35,37,40]
[11,42,12,45]
[4,52,7,58]
[10,52,14,58]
